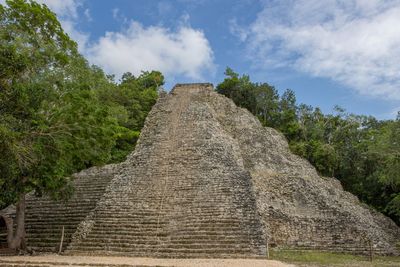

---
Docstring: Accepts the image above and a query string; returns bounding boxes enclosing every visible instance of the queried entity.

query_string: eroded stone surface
[24,83,400,256]
[204,86,400,255]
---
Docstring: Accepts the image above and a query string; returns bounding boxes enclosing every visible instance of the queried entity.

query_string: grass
[270,249,400,267]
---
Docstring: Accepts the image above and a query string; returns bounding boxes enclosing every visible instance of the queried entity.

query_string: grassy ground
[270,249,400,267]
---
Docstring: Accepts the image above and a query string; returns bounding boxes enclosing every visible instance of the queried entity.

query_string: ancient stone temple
[15,84,400,256]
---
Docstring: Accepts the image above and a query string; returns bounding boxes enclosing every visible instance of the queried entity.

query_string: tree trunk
[7,194,26,250]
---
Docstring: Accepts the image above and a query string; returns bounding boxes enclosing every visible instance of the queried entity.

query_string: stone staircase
[25,166,116,252]
[66,84,266,257]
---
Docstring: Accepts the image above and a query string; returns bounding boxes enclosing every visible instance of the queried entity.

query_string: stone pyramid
[23,83,399,257]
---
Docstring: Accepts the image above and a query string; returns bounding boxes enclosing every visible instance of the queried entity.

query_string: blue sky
[2,0,400,119]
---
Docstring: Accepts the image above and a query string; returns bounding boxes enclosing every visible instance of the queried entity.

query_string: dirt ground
[0,255,296,267]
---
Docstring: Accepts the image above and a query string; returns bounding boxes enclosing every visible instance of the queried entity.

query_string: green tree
[96,71,163,162]
[363,118,400,220]
[254,83,280,127]
[216,67,257,114]
[0,0,122,249]
[278,89,301,140]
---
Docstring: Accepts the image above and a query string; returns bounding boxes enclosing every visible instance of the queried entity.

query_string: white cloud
[0,0,81,17]
[239,0,400,100]
[1,0,215,80]
[61,20,90,52]
[390,106,400,118]
[87,21,215,80]
[35,0,81,18]
[112,8,120,20]
[29,0,89,53]
[38,0,89,52]
[229,18,248,42]
[0,0,88,52]
[84,8,92,22]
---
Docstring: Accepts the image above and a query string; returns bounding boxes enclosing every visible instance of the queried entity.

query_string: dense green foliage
[217,67,400,225]
[0,0,161,212]
[98,71,163,162]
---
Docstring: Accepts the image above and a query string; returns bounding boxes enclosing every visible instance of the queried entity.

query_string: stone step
[27,231,77,239]
[72,243,253,252]
[26,215,90,221]
[26,201,99,207]
[67,246,254,255]
[87,227,249,235]
[93,212,243,218]
[26,220,85,225]
[28,190,107,197]
[27,199,99,205]
[77,235,255,243]
[27,222,240,231]
[73,182,111,186]
[27,236,72,242]
[26,209,94,215]
[27,202,98,208]
[26,209,95,214]
[0,248,17,256]
[28,195,103,201]
[26,207,96,216]
[28,190,108,197]
[88,220,243,227]
[27,231,75,238]
[78,237,250,246]
[67,250,261,259]
[26,230,76,237]
[26,222,82,227]
[27,243,65,249]
[26,215,88,221]
[170,234,254,241]
[87,227,246,235]
[26,210,92,215]
[28,246,59,252]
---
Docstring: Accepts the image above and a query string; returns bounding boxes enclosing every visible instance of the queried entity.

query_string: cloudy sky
[2,0,400,119]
